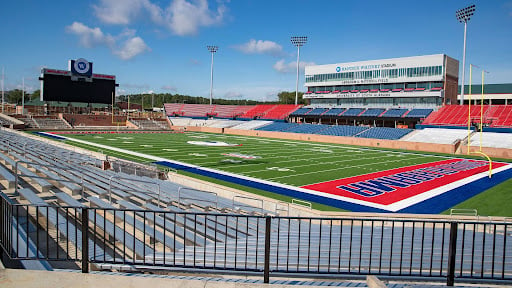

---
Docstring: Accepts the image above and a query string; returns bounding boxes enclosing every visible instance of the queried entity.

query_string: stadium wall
[172,125,512,159]
[462,145,512,160]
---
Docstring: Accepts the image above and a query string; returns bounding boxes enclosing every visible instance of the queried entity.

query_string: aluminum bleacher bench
[12,189,115,262]
[19,153,82,194]
[87,196,156,258]
[114,199,184,250]
[0,163,15,189]
[186,206,247,239]
[3,152,53,192]
[144,202,213,247]
[164,204,233,243]
[54,192,84,207]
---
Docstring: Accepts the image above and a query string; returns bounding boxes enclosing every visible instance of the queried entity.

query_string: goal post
[470,151,493,178]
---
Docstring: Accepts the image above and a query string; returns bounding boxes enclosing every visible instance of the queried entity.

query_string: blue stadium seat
[355,127,413,140]
[405,109,433,118]
[380,108,408,118]
[289,108,312,116]
[317,125,369,137]
[255,122,298,132]
[322,108,345,116]
[342,108,365,116]
[286,123,329,134]
[360,108,385,117]
[306,108,329,116]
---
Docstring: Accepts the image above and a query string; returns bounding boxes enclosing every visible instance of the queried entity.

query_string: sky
[1,0,511,102]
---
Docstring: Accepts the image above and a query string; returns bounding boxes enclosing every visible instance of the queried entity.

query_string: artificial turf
[45,131,512,215]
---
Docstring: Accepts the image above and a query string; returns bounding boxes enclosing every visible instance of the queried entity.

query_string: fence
[0,195,510,286]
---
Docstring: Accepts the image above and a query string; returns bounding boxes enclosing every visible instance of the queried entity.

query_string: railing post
[82,207,89,273]
[447,221,458,286]
[264,216,271,284]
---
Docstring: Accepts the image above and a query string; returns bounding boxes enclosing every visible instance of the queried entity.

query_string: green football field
[61,131,446,186]
[48,131,512,216]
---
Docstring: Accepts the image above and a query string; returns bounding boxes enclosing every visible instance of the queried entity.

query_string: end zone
[301,159,512,212]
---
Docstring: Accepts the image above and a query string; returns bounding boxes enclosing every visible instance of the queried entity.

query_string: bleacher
[356,127,413,140]
[0,130,281,259]
[203,119,245,128]
[62,114,127,127]
[260,104,301,120]
[402,128,469,144]
[316,125,369,137]
[289,107,312,116]
[322,108,345,116]
[468,132,512,149]
[19,117,39,128]
[286,123,329,134]
[163,103,184,116]
[33,117,70,129]
[229,120,273,130]
[487,105,512,127]
[380,108,408,118]
[341,108,365,117]
[255,122,298,132]
[404,108,433,118]
[236,104,274,119]
[360,108,385,117]
[212,105,252,118]
[179,104,214,117]
[306,108,329,116]
[422,105,490,126]
[130,118,171,130]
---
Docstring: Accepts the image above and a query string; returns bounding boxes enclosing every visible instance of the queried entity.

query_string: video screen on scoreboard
[42,73,115,104]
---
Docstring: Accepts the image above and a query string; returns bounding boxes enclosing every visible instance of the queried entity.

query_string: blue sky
[1,0,511,101]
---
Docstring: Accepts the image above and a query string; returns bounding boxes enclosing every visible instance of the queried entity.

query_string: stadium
[1,20,512,288]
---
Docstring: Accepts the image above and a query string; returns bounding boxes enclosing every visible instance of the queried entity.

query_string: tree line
[1,90,306,107]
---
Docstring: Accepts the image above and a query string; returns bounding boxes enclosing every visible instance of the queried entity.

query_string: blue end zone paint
[154,160,388,213]
[156,160,511,213]
[34,132,67,140]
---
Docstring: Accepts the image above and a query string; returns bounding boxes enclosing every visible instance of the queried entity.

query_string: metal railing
[0,196,511,286]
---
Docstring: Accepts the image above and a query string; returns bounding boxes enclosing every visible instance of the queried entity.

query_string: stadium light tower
[22,77,25,115]
[456,4,476,105]
[1,67,4,114]
[291,36,307,105]
[207,45,218,106]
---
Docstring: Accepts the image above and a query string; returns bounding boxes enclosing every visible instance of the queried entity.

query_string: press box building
[303,54,459,108]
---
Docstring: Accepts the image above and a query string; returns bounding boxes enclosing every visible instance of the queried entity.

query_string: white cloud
[65,22,115,48]
[93,0,226,36]
[234,39,282,56]
[66,22,150,60]
[114,37,150,60]
[273,59,315,74]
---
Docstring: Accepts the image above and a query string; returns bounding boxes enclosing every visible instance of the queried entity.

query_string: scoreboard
[39,58,117,104]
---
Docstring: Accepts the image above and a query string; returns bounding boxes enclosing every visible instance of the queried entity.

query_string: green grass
[39,131,512,215]
[61,131,447,186]
[442,178,512,217]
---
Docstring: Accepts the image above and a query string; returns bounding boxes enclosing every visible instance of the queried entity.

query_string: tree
[7,89,23,104]
[31,90,40,101]
[277,91,305,104]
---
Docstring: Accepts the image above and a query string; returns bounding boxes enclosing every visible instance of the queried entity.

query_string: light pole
[1,67,4,114]
[22,77,25,115]
[456,4,476,105]
[291,36,307,105]
[207,45,218,106]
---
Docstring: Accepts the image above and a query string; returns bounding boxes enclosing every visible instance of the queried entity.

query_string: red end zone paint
[301,159,506,206]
